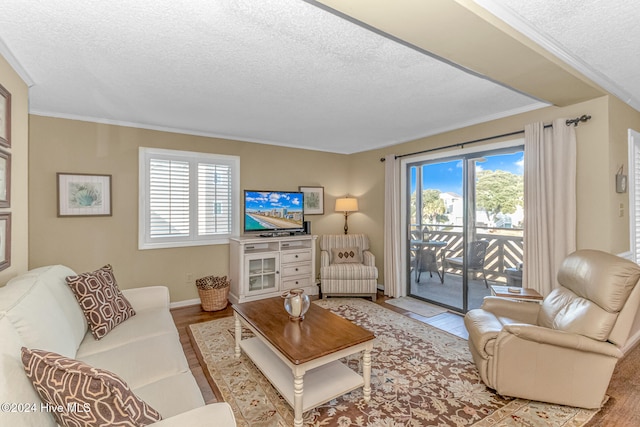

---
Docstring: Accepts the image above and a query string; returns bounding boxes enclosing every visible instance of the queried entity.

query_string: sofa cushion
[66,265,136,340]
[76,308,178,358]
[330,247,362,264]
[0,316,57,427]
[2,265,85,358]
[21,347,162,427]
[78,333,190,390]
[132,373,205,419]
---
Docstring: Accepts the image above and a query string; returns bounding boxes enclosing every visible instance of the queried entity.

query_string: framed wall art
[0,150,10,208]
[0,213,11,271]
[0,83,10,148]
[299,186,324,215]
[57,173,112,217]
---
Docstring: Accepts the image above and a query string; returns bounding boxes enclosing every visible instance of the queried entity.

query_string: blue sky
[245,191,303,212]
[411,151,524,194]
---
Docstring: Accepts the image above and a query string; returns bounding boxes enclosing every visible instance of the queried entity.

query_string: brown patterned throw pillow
[331,247,362,264]
[21,347,162,427]
[66,265,136,340]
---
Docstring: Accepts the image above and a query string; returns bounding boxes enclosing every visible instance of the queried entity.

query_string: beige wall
[608,96,640,253]
[0,55,29,284]
[27,96,640,303]
[28,116,350,301]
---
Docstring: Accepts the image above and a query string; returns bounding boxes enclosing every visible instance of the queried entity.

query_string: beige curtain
[523,119,576,296]
[384,154,404,297]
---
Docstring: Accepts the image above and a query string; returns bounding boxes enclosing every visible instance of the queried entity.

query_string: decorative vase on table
[282,289,310,320]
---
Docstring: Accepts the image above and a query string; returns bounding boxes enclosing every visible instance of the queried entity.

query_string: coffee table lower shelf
[240,337,364,413]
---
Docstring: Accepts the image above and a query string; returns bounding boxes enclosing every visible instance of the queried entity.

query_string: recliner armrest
[500,323,622,358]
[480,296,540,324]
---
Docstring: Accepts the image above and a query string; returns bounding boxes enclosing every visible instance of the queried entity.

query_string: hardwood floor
[170,292,639,425]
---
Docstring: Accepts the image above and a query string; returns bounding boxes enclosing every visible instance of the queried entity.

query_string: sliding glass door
[406,146,524,313]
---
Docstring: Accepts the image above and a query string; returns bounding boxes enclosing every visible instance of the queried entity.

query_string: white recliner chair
[464,249,640,409]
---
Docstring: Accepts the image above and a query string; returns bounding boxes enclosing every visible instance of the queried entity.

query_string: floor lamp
[335,197,358,234]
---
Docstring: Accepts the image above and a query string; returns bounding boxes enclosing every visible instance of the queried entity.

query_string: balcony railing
[410,224,523,283]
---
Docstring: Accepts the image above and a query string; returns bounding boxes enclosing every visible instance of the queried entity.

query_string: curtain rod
[379,114,591,162]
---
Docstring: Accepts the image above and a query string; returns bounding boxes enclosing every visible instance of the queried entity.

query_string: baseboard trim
[622,329,640,355]
[170,298,201,309]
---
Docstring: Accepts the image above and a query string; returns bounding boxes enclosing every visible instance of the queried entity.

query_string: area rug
[188,299,600,426]
[384,296,447,318]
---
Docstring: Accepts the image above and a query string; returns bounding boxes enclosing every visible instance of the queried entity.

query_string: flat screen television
[244,190,305,234]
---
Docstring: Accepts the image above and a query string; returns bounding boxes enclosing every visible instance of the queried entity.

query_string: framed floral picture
[0,83,10,148]
[0,150,10,208]
[299,186,324,215]
[0,213,10,271]
[57,173,112,217]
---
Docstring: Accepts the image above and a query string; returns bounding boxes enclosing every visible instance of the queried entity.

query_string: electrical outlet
[619,202,624,218]
[186,272,193,283]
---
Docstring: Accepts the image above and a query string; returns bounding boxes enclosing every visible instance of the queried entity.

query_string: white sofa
[0,264,236,427]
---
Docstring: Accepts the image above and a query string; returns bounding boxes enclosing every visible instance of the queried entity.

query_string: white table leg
[293,368,304,427]
[362,344,372,402]
[234,313,242,358]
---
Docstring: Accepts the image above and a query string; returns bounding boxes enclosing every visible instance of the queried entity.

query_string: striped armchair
[319,234,378,301]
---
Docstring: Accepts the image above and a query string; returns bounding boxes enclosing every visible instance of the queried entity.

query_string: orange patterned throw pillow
[331,247,362,264]
[66,265,136,340]
[21,347,162,427]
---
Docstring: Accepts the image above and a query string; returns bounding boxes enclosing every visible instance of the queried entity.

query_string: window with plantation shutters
[139,147,239,249]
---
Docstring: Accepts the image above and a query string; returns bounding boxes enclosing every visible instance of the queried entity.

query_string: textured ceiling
[477,0,640,111]
[0,0,547,154]
[0,1,636,154]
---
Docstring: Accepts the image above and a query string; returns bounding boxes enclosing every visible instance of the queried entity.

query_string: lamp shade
[335,197,358,212]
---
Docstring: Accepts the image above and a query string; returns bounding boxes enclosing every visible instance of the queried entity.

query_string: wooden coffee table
[233,297,375,427]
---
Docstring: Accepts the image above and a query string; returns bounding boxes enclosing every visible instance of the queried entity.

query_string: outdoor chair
[415,247,442,282]
[442,240,489,287]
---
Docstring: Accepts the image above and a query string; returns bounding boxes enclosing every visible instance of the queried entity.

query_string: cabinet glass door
[247,254,278,293]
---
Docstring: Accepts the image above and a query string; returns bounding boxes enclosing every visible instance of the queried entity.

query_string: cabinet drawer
[282,251,312,264]
[282,263,312,277]
[281,276,312,290]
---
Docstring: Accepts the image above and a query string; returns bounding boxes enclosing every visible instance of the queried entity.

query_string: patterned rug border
[188,298,601,426]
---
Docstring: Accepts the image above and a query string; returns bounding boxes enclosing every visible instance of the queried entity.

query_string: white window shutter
[629,130,640,264]
[198,163,232,235]
[149,159,190,238]
[139,147,239,249]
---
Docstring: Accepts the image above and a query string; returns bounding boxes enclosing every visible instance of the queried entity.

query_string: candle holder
[281,289,310,321]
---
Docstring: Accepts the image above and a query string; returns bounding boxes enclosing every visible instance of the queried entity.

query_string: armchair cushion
[320,264,378,280]
[319,234,378,300]
[538,250,640,341]
[330,247,362,264]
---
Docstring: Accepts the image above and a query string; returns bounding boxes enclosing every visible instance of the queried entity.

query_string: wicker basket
[198,286,229,311]
[195,275,230,311]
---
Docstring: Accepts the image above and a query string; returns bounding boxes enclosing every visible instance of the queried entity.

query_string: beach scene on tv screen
[245,191,304,231]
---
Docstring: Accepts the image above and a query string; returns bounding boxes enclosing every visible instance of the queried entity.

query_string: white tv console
[228,234,318,304]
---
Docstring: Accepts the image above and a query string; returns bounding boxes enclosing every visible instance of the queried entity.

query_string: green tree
[422,189,446,223]
[475,170,523,222]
